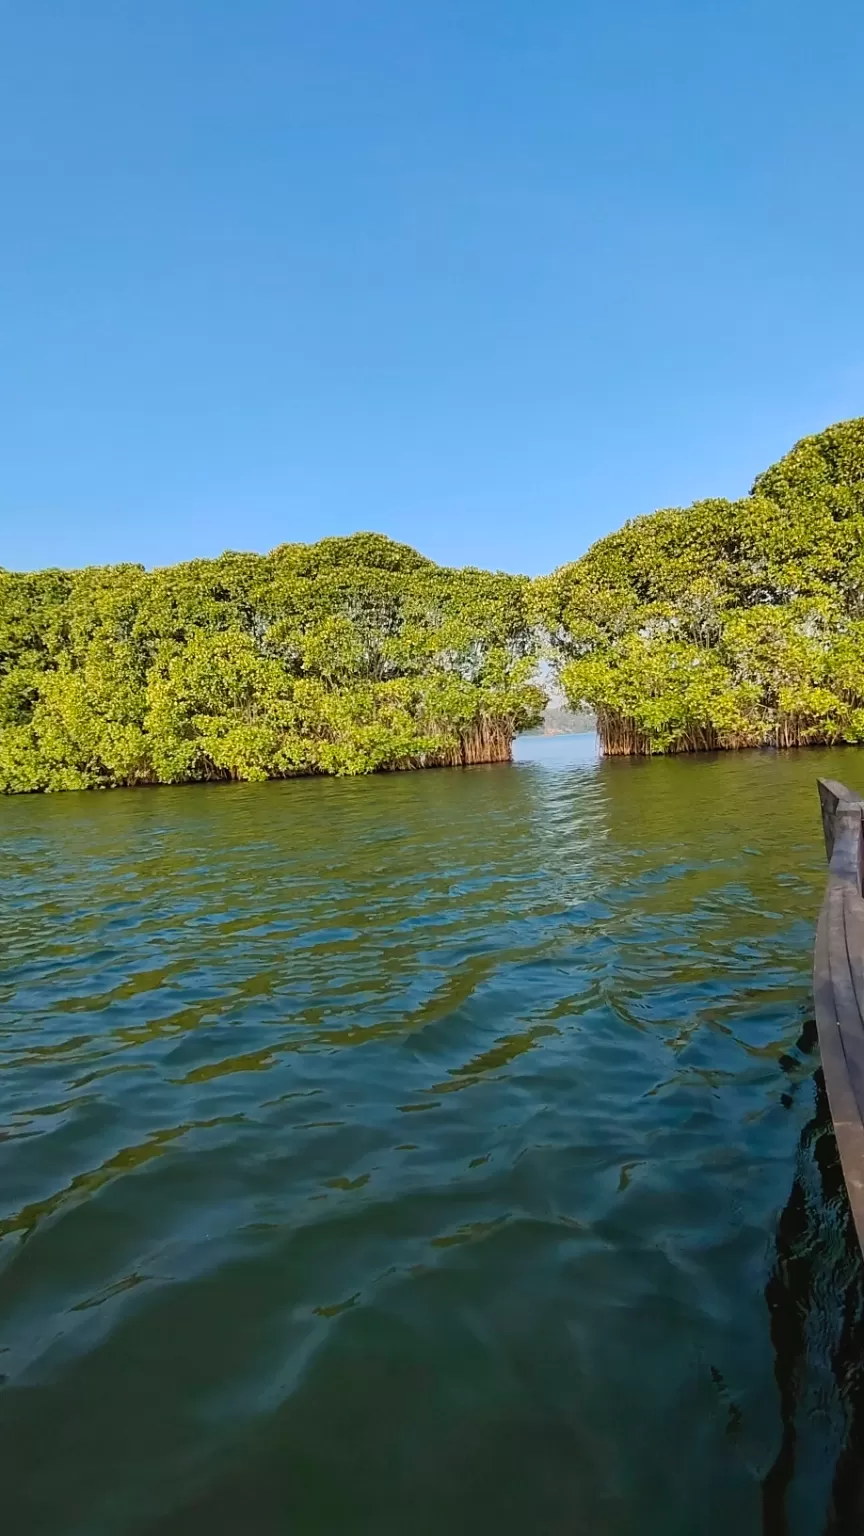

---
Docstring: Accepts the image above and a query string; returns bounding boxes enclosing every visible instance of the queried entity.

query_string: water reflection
[760,1050,864,1536]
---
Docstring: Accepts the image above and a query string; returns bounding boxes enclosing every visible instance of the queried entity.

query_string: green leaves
[545,417,864,754]
[19,414,864,782]
[0,537,544,792]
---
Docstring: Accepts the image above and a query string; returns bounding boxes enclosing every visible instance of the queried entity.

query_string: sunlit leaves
[545,417,864,753]
[0,533,544,791]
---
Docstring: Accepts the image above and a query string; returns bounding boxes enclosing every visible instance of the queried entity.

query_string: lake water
[2,734,864,1535]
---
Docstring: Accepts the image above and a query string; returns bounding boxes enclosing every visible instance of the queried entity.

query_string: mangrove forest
[4,415,864,791]
[0,534,544,792]
[540,415,864,755]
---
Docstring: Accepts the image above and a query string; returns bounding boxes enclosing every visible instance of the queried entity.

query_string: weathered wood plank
[814,778,864,1253]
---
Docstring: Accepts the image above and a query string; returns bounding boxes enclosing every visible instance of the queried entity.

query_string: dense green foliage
[537,418,864,754]
[8,415,864,790]
[0,534,543,791]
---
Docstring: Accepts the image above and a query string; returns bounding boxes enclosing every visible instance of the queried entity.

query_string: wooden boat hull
[814,779,864,1251]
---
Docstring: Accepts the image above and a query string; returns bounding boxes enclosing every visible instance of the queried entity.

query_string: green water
[2,735,864,1535]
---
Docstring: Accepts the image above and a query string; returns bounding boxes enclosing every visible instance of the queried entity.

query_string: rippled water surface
[4,735,864,1535]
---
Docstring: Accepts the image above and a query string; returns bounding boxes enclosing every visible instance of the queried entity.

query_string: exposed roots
[597,709,846,757]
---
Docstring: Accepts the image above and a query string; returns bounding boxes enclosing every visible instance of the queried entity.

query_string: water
[2,735,863,1535]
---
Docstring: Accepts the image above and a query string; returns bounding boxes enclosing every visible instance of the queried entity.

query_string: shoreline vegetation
[3,417,864,793]
[0,534,544,793]
[540,416,864,758]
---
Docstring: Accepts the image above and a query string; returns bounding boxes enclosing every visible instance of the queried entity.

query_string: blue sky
[2,0,864,575]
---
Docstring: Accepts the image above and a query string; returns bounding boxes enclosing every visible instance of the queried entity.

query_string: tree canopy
[0,534,544,792]
[536,417,864,754]
[7,416,864,791]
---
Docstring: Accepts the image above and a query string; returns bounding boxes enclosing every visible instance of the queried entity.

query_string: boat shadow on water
[762,1026,864,1536]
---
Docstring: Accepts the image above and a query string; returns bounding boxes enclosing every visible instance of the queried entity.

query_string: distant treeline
[524,706,596,736]
[4,417,864,792]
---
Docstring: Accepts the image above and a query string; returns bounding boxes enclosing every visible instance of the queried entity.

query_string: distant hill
[523,706,596,737]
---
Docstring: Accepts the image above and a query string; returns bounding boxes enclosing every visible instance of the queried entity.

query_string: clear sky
[3,0,864,576]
